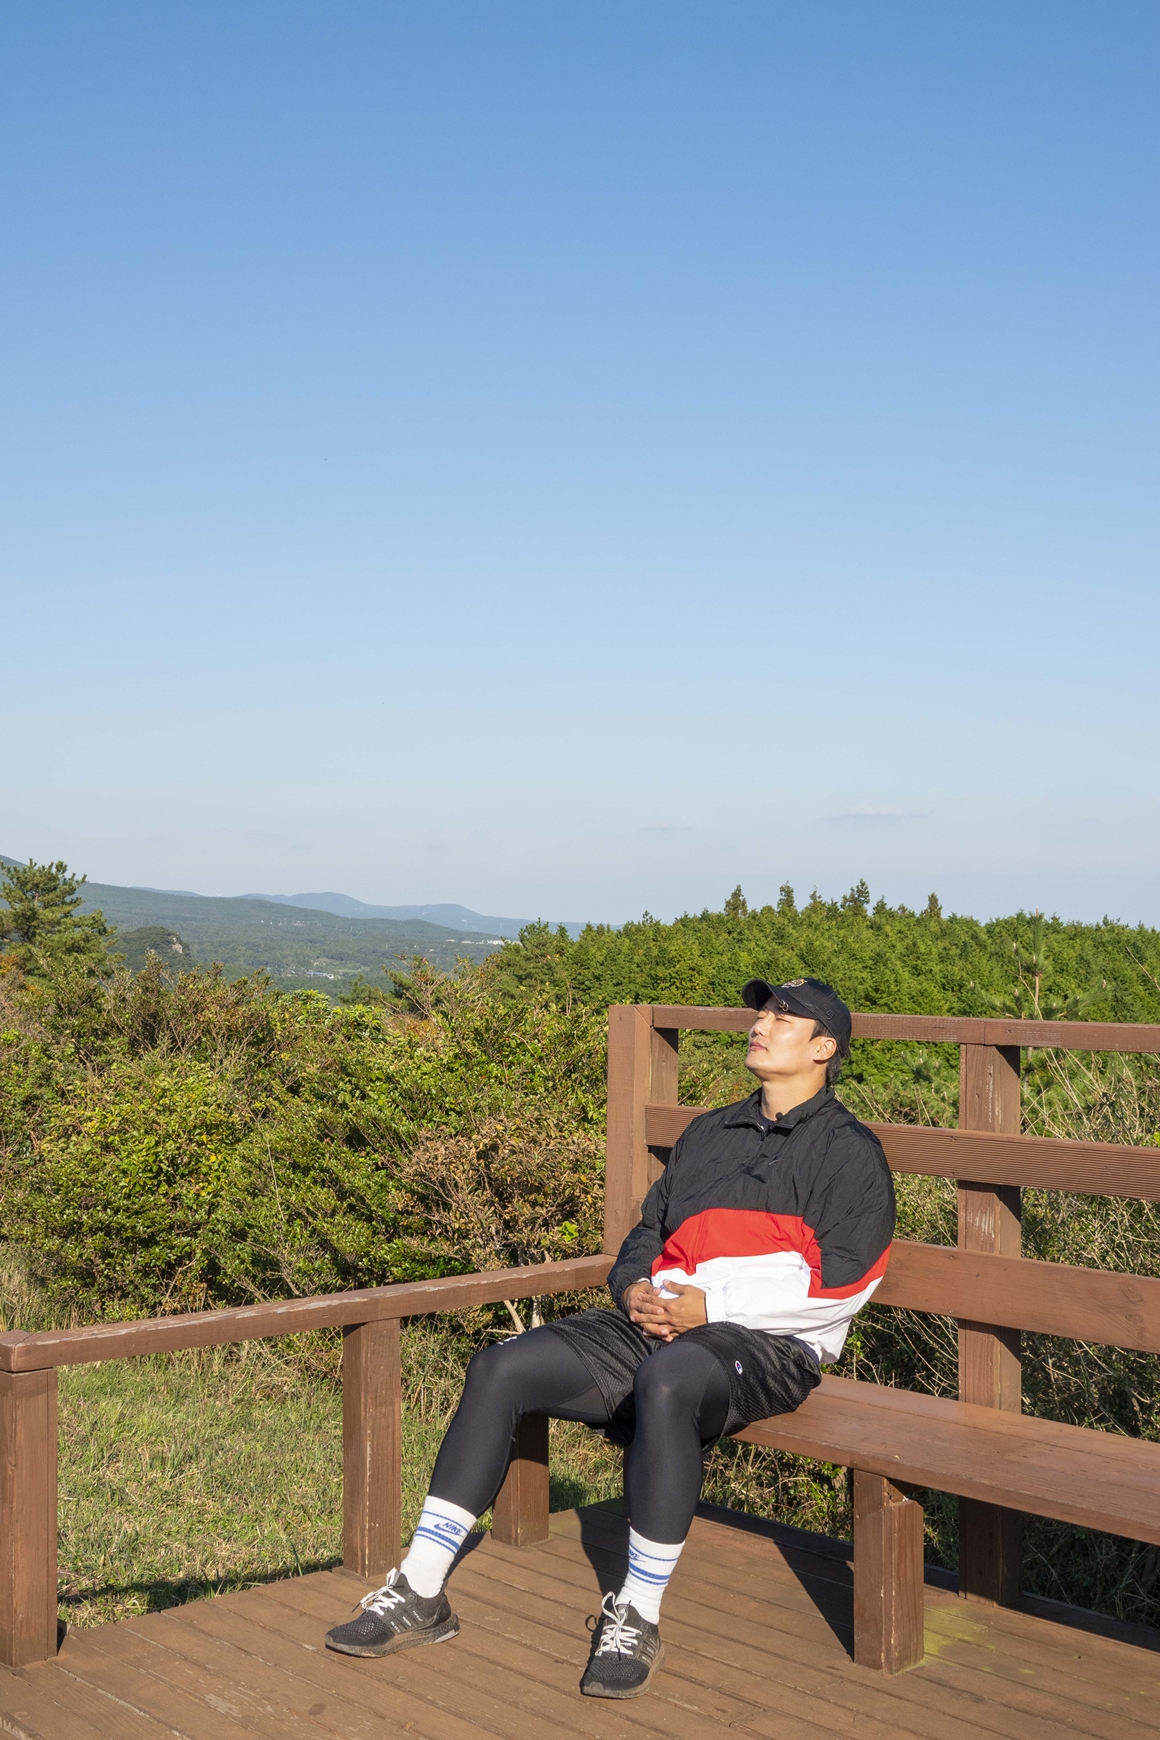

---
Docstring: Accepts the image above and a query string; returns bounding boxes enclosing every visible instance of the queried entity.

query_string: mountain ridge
[1,857,512,989]
[243,891,583,938]
[0,856,588,990]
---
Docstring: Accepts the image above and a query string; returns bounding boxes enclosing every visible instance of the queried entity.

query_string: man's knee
[461,1338,514,1398]
[461,1329,550,1405]
[632,1343,703,1416]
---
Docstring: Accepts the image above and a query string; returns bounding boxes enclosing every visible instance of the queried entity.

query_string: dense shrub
[0,957,605,1317]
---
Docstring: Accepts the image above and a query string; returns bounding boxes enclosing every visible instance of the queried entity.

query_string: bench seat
[739,1374,1160,1544]
[734,1374,1160,1672]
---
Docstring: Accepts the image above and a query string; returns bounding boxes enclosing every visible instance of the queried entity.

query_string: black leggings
[427,1326,731,1543]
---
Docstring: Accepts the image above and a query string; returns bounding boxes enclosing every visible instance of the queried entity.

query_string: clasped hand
[624,1278,707,1341]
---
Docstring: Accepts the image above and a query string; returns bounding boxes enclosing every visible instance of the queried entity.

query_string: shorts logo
[780,979,807,987]
[735,1360,744,1374]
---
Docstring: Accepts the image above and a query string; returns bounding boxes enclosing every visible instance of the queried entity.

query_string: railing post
[342,1319,401,1580]
[956,1043,1022,1606]
[604,1006,679,1256]
[852,1470,924,1673]
[0,1367,58,1667]
[492,1414,550,1547]
[605,1005,653,1256]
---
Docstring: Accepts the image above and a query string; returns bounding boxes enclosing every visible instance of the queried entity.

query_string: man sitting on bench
[325,976,895,1699]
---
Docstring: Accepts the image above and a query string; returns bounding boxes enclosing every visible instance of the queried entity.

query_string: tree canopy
[0,859,113,979]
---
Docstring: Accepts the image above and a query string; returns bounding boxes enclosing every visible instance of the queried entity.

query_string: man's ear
[814,1034,838,1064]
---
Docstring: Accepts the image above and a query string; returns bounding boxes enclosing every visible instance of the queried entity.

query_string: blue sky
[3,3,1157,924]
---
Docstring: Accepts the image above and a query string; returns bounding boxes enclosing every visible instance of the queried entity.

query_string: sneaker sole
[580,1642,665,1699]
[325,1615,460,1658]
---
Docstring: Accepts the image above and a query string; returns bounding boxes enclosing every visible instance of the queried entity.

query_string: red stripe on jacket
[651,1207,891,1300]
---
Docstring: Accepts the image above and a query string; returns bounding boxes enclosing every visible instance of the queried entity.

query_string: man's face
[745,1004,836,1082]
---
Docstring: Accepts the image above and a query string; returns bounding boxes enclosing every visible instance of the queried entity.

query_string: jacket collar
[724,1083,835,1132]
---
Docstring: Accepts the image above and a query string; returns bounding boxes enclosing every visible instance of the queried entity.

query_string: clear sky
[3,3,1157,925]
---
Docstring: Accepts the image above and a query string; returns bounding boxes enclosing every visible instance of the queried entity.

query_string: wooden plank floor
[2,1502,1158,1739]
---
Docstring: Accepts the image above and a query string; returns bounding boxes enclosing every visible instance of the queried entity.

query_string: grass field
[54,1327,626,1630]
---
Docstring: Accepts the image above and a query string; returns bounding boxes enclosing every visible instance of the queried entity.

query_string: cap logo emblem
[780,979,806,987]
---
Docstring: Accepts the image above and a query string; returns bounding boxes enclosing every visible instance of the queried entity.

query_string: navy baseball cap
[741,976,852,1057]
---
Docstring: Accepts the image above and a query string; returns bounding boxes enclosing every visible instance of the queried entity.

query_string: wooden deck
[2,1502,1157,1739]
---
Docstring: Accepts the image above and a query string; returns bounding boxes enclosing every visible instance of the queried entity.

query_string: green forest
[2,858,1160,1631]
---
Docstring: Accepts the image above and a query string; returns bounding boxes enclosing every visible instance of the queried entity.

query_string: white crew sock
[616,1528,686,1624]
[399,1496,477,1597]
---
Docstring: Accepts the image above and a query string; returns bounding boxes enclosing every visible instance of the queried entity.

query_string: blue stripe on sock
[413,1523,469,1548]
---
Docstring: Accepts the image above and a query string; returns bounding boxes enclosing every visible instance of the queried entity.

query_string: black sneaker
[580,1593,665,1699]
[325,1569,459,1658]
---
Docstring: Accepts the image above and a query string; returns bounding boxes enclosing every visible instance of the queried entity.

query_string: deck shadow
[570,1497,859,1655]
[695,1500,858,1656]
[56,1553,347,1621]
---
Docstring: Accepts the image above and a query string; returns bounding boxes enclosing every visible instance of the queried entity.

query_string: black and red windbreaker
[607,1084,896,1364]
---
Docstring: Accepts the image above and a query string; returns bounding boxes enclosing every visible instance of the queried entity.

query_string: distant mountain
[1,857,589,989]
[246,891,584,940]
[1,857,513,992]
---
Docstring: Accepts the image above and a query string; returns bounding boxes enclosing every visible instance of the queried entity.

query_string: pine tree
[0,859,114,977]
[841,879,871,915]
[723,886,749,920]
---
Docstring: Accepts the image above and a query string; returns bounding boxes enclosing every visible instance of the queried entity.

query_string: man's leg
[326,1327,608,1657]
[581,1337,729,1700]
[405,1328,607,1590]
[623,1336,731,1577]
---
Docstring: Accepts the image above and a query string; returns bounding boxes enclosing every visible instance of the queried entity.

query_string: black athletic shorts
[545,1307,820,1446]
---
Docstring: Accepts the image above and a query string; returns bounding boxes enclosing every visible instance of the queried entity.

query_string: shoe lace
[595,1591,641,1656]
[355,1569,408,1618]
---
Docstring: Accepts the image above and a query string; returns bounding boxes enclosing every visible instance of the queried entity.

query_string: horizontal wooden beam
[643,1005,1160,1053]
[646,1005,756,1032]
[644,1105,1160,1200]
[878,1240,1160,1353]
[856,1014,1160,1052]
[0,1255,613,1373]
[878,1123,1160,1199]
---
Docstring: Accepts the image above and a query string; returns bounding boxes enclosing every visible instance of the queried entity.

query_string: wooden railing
[0,1256,610,1667]
[3,1002,1160,1668]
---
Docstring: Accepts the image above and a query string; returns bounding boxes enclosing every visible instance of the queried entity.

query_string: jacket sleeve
[606,1145,676,1312]
[808,1126,896,1291]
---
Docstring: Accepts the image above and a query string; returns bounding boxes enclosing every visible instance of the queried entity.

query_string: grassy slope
[56,1334,624,1630]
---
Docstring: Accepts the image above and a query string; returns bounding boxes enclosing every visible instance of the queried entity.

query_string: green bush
[0,957,605,1318]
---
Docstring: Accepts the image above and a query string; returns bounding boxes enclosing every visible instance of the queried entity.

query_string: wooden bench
[3,1001,1160,1680]
[608,1003,1160,1671]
